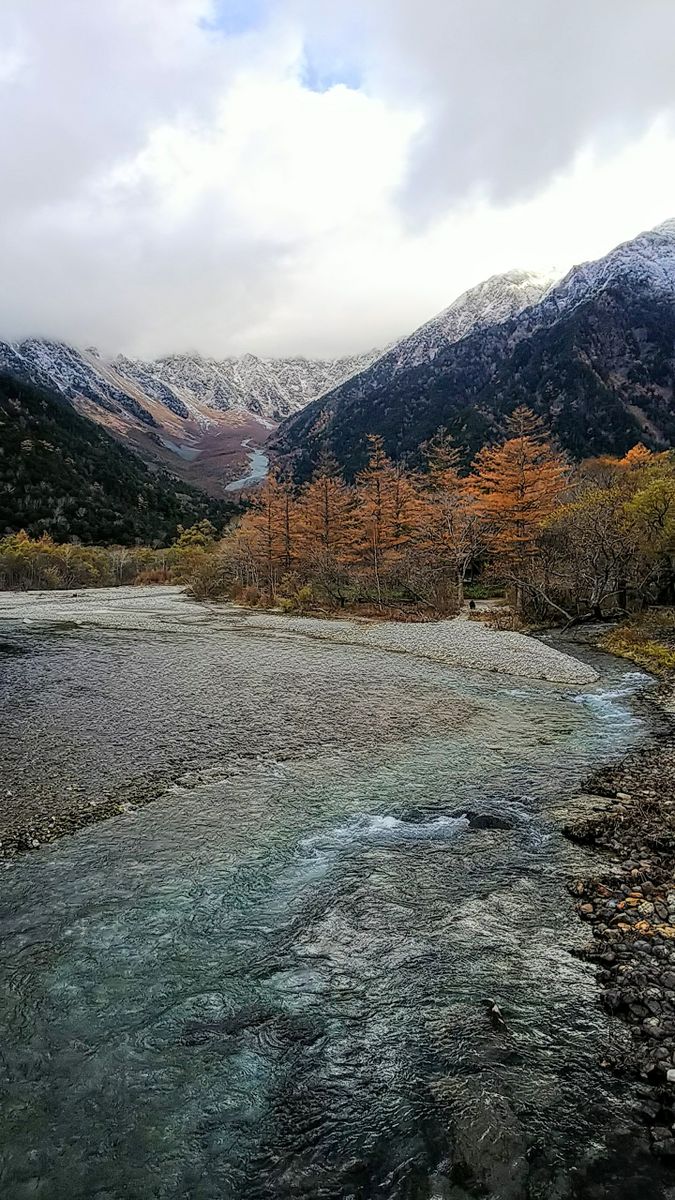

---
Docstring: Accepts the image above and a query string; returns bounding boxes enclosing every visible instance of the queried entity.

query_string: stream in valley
[225,439,270,491]
[0,593,671,1199]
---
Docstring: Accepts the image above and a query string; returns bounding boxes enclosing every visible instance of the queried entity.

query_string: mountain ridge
[272,221,675,479]
[0,339,380,496]
[0,372,235,543]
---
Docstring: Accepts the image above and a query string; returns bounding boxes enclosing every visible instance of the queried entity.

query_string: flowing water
[0,595,669,1199]
[225,439,270,491]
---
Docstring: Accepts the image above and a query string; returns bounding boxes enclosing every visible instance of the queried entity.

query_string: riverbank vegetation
[599,611,675,676]
[0,521,221,591]
[190,407,675,622]
[3,404,675,628]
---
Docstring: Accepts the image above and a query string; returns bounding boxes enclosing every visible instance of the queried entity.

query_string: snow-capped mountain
[0,268,557,500]
[7,218,675,496]
[541,219,675,321]
[0,338,379,496]
[129,351,379,420]
[274,219,675,480]
[0,340,379,424]
[387,268,555,373]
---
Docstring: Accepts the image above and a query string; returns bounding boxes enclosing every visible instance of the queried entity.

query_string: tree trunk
[514,579,523,615]
[373,534,382,609]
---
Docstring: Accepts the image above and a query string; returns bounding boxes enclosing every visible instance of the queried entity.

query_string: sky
[1,0,675,360]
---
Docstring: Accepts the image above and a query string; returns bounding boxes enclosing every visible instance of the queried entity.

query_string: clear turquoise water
[0,620,666,1198]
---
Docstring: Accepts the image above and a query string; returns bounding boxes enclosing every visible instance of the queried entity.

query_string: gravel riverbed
[0,586,597,861]
[565,693,675,1159]
[0,586,599,683]
[242,609,600,684]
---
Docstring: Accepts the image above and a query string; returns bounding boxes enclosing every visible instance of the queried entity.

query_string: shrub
[278,583,314,614]
[133,568,172,586]
[0,531,174,591]
[600,612,675,676]
[239,585,262,607]
[185,556,232,601]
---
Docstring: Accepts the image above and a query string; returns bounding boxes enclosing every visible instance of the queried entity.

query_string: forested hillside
[273,223,675,480]
[274,287,675,481]
[0,374,236,544]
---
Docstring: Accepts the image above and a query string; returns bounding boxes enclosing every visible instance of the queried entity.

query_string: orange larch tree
[469,406,568,610]
[295,455,354,562]
[420,429,483,607]
[351,436,422,606]
[294,456,356,606]
[235,471,297,597]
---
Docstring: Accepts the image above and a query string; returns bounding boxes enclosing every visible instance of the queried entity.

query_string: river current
[0,596,669,1198]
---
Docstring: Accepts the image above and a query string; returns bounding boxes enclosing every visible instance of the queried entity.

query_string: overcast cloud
[1,0,675,358]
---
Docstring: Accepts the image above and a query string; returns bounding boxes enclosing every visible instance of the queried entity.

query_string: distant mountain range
[0,340,379,497]
[273,220,675,479]
[4,220,675,521]
[0,373,235,544]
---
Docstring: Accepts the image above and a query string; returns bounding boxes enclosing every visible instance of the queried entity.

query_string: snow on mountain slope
[387,268,556,372]
[137,351,379,420]
[273,219,675,481]
[0,337,379,496]
[541,219,675,321]
[272,268,557,468]
[0,339,379,424]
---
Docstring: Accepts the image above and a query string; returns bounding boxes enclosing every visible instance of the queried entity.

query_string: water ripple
[0,619,664,1198]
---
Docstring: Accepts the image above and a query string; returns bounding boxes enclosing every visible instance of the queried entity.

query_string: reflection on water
[0,611,666,1199]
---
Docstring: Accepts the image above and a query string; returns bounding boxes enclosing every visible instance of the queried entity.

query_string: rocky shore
[565,690,675,1158]
[0,778,165,862]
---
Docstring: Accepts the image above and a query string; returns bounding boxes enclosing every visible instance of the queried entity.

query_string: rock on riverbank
[566,722,675,1158]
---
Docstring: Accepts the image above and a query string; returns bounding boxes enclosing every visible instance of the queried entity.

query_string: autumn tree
[530,446,675,620]
[234,472,298,598]
[173,520,218,548]
[419,429,483,608]
[469,407,568,611]
[294,455,355,606]
[621,448,675,605]
[539,484,640,620]
[351,436,423,607]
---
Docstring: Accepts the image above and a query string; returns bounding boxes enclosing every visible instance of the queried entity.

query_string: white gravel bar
[243,611,599,684]
[0,587,598,684]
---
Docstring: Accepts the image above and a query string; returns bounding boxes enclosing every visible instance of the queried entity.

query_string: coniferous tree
[468,406,568,610]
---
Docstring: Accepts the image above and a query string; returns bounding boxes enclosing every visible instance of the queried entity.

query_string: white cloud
[1,0,675,359]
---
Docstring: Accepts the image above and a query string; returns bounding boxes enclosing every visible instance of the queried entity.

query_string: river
[0,594,669,1198]
[225,438,270,491]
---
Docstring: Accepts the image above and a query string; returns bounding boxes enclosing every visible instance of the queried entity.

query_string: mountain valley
[0,340,379,497]
[4,221,675,524]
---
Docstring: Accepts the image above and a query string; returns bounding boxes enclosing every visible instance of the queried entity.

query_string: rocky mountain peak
[273,218,675,482]
[357,267,555,380]
[544,219,675,319]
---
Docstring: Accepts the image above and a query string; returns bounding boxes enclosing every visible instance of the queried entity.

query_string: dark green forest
[274,287,675,481]
[0,374,236,544]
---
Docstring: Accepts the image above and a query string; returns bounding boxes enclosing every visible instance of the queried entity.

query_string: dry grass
[468,608,524,632]
[599,609,675,677]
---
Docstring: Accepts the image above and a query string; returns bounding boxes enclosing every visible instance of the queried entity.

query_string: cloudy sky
[2,0,675,359]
